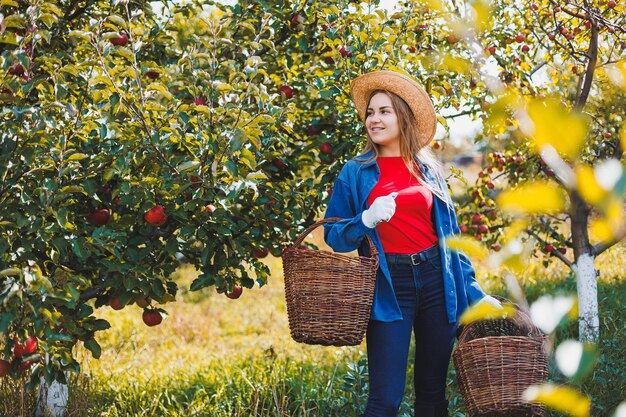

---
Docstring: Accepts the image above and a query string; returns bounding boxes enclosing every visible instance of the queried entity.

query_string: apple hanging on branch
[142,309,163,327]
[145,205,167,227]
[226,285,243,299]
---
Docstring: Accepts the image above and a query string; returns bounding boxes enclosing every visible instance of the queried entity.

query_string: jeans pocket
[426,256,443,272]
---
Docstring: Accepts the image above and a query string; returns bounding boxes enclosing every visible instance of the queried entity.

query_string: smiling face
[366,92,402,156]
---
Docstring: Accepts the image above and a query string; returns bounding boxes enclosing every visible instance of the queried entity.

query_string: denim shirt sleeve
[323,173,372,253]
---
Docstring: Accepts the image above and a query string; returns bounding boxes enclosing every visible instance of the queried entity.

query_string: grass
[1,229,625,416]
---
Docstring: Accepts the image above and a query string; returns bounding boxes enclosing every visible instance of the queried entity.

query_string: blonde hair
[358,89,447,202]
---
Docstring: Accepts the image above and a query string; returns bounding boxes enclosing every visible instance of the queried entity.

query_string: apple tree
[0,0,460,398]
[430,0,626,344]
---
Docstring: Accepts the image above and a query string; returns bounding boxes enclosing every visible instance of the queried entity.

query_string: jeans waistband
[385,245,440,266]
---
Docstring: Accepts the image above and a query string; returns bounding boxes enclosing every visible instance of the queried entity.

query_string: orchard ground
[2,223,625,417]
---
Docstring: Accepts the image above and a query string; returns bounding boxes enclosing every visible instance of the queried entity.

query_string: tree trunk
[36,377,68,417]
[574,253,600,342]
[570,191,599,342]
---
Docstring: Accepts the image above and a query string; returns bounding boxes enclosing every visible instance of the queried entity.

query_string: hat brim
[350,70,437,147]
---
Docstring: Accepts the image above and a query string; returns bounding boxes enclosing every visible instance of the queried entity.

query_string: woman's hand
[478,295,503,309]
[361,192,398,228]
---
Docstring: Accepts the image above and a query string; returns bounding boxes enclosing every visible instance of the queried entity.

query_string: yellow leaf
[589,198,624,242]
[607,197,624,225]
[459,302,517,325]
[0,268,21,278]
[608,62,626,89]
[496,182,566,215]
[470,0,492,32]
[67,153,89,162]
[445,236,488,260]
[442,55,470,73]
[422,0,443,10]
[576,165,607,205]
[527,98,589,159]
[523,384,591,417]
[501,219,529,244]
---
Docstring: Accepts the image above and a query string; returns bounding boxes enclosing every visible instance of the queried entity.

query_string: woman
[323,70,501,417]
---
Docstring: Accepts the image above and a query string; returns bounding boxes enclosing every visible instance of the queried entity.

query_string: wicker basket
[282,217,378,346]
[452,298,548,416]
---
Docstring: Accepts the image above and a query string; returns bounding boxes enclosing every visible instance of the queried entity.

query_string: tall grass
[1,234,624,416]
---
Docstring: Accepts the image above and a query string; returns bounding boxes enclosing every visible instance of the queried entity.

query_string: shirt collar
[355,149,430,174]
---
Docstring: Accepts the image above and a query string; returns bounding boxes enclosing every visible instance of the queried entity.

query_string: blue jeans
[362,250,457,417]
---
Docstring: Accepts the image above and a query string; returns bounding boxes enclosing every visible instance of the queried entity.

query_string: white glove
[479,295,503,309]
[361,192,398,228]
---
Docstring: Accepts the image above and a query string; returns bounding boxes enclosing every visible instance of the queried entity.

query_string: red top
[367,156,438,254]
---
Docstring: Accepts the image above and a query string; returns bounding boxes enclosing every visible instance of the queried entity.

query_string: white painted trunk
[574,253,600,342]
[36,377,68,417]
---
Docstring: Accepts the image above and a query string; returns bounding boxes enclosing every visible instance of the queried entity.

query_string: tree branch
[527,228,574,269]
[574,9,599,110]
[592,226,626,256]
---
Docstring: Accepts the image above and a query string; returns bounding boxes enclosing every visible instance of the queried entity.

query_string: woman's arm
[323,176,372,253]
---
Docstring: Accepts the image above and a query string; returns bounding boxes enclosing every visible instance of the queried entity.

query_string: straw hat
[350,70,437,147]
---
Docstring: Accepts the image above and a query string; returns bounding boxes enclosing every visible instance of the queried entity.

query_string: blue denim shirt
[323,150,485,323]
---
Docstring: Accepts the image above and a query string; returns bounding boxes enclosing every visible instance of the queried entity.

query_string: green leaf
[0,32,18,46]
[176,160,200,172]
[84,338,102,359]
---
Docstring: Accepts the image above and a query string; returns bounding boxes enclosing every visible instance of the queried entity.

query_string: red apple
[290,13,304,29]
[487,46,496,54]
[544,244,555,253]
[548,33,556,40]
[459,224,468,233]
[608,0,616,7]
[447,34,459,43]
[475,233,483,240]
[320,142,333,155]
[17,360,32,373]
[271,158,286,171]
[205,204,216,213]
[531,3,539,10]
[189,175,202,188]
[135,296,151,309]
[487,181,495,189]
[515,34,525,43]
[478,224,489,233]
[307,124,321,136]
[471,214,483,224]
[558,247,567,255]
[193,97,206,106]
[339,45,353,57]
[522,44,530,52]
[145,70,160,80]
[87,208,111,226]
[13,336,37,358]
[491,243,502,252]
[8,63,25,76]
[279,84,294,99]
[0,360,10,377]
[226,285,243,299]
[109,297,125,310]
[253,248,269,258]
[110,33,129,46]
[145,205,167,226]
[408,45,416,53]
[142,310,163,327]
[604,132,612,139]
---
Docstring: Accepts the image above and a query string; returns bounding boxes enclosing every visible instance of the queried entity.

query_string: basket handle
[292,217,379,261]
